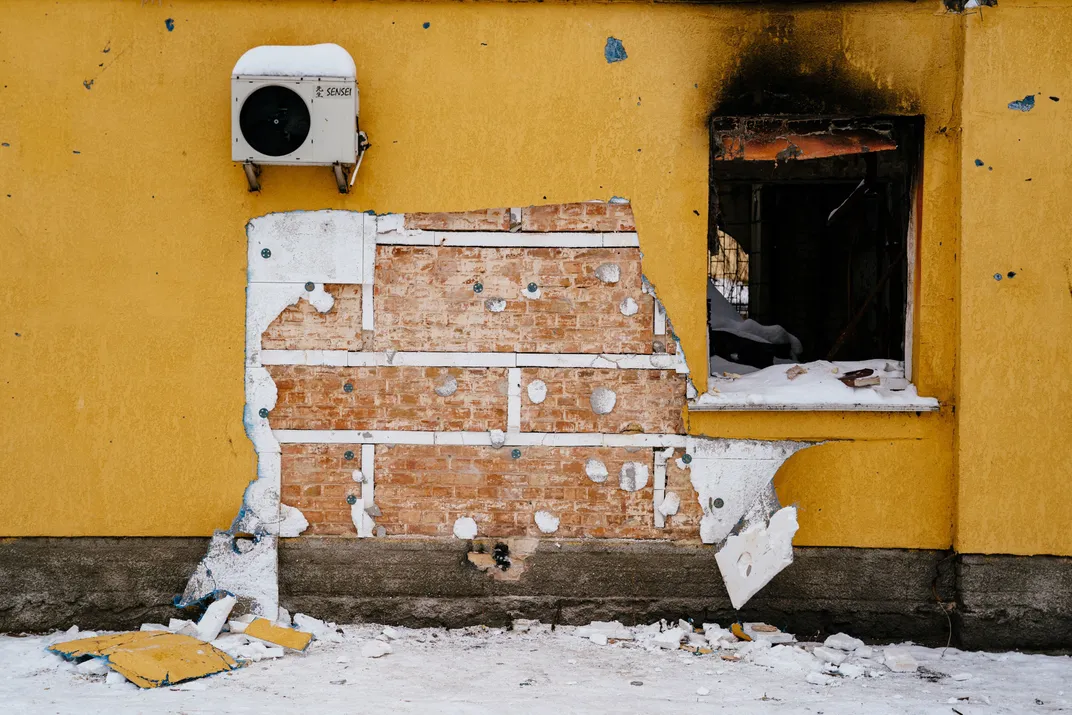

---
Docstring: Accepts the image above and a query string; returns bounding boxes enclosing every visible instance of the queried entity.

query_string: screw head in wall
[305,281,315,291]
[713,498,724,509]
[258,408,269,419]
[682,453,692,464]
[527,282,538,293]
[343,382,354,393]
[511,448,521,459]
[344,450,355,460]
[346,494,358,505]
[473,282,484,293]
[261,248,271,259]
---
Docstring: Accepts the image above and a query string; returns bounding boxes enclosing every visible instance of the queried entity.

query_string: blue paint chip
[422,21,430,29]
[604,37,627,63]
[974,159,984,167]
[1007,94,1035,112]
[165,18,174,31]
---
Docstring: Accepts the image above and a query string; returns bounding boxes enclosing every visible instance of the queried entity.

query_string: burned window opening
[707,116,922,375]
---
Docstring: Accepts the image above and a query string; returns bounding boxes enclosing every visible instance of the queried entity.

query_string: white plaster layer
[507,368,522,432]
[179,532,278,617]
[714,506,799,610]
[526,379,547,404]
[453,517,478,540]
[595,263,621,284]
[245,284,334,367]
[619,297,639,316]
[584,458,609,483]
[590,387,617,415]
[619,462,650,492]
[248,211,368,284]
[271,430,688,448]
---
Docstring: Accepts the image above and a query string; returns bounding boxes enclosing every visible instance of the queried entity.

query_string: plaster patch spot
[590,387,617,415]
[619,462,650,492]
[489,429,506,449]
[485,297,506,313]
[595,263,621,284]
[453,516,478,540]
[434,375,458,397]
[604,37,627,63]
[527,379,547,404]
[351,469,365,483]
[585,458,609,483]
[534,510,560,534]
[521,284,542,300]
[619,297,639,316]
[658,491,681,517]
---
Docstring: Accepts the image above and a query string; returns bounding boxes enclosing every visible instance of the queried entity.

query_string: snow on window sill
[690,359,940,413]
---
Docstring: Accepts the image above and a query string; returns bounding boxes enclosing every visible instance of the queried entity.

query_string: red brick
[262,284,364,351]
[405,208,511,231]
[521,202,636,232]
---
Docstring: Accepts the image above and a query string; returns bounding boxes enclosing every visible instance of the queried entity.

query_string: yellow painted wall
[955,0,1072,555]
[0,0,972,549]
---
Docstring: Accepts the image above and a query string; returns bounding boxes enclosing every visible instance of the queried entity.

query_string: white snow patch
[453,516,478,540]
[618,462,649,492]
[534,510,560,534]
[526,379,547,404]
[361,641,392,658]
[233,43,357,79]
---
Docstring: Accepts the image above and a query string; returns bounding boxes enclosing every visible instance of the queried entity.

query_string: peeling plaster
[526,379,547,404]
[595,263,620,284]
[619,297,639,316]
[715,506,799,610]
[434,374,458,397]
[534,510,560,533]
[658,491,681,517]
[484,297,506,313]
[178,532,278,617]
[619,461,650,492]
[590,387,617,414]
[585,458,609,483]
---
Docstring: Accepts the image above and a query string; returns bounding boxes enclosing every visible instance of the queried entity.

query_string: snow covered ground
[2,621,1069,714]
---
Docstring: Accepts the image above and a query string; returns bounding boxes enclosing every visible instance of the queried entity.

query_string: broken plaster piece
[489,429,506,448]
[590,387,617,415]
[195,595,237,643]
[434,374,458,397]
[179,531,278,618]
[585,458,609,483]
[619,461,650,492]
[534,510,560,534]
[485,297,507,313]
[521,284,542,300]
[351,498,376,538]
[453,516,478,540]
[595,263,621,284]
[527,379,547,404]
[714,506,798,610]
[619,297,639,316]
[657,491,680,517]
[245,283,334,367]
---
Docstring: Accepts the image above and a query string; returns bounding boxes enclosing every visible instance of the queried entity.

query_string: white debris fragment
[167,618,199,638]
[813,647,848,666]
[744,623,794,644]
[489,429,506,448]
[434,375,458,397]
[657,491,681,517]
[588,632,609,646]
[589,387,617,415]
[618,462,650,492]
[838,663,866,679]
[883,648,919,673]
[714,506,799,610]
[229,641,285,661]
[361,640,392,658]
[139,623,168,632]
[453,516,478,540]
[595,263,621,284]
[383,627,402,640]
[576,621,634,641]
[526,380,547,404]
[520,284,542,300]
[585,458,609,483]
[806,671,839,686]
[227,613,256,634]
[196,595,237,642]
[294,613,343,643]
[696,687,711,696]
[619,297,639,316]
[105,670,129,686]
[534,510,560,534]
[702,623,734,645]
[485,297,507,313]
[825,633,866,652]
[652,628,686,649]
[277,607,291,626]
[76,658,110,676]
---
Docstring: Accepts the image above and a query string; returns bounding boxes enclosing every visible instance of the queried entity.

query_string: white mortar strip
[259,350,686,372]
[507,368,522,432]
[375,230,639,249]
[273,430,688,448]
[361,443,375,505]
[361,283,375,332]
[652,447,672,529]
[654,300,667,336]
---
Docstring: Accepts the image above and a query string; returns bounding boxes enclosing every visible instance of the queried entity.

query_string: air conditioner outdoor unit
[231,43,369,193]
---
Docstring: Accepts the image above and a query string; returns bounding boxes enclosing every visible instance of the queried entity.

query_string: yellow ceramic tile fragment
[243,618,313,651]
[48,631,238,688]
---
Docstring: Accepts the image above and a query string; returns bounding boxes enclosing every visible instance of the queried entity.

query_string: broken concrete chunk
[657,491,680,517]
[453,516,478,540]
[242,617,313,652]
[589,387,617,415]
[293,613,343,643]
[595,263,621,284]
[195,595,237,643]
[824,633,866,652]
[882,648,919,673]
[526,379,547,404]
[484,297,507,313]
[49,632,238,689]
[534,510,560,534]
[619,461,650,492]
[361,640,392,658]
[813,646,848,665]
[585,458,609,483]
[434,374,458,397]
[619,297,639,316]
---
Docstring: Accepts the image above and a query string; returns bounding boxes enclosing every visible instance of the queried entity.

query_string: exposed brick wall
[521,202,636,233]
[280,444,700,540]
[521,368,686,434]
[267,365,508,431]
[404,208,511,231]
[373,247,653,353]
[261,284,364,352]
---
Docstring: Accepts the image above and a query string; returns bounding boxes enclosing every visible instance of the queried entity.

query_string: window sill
[688,398,939,413]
